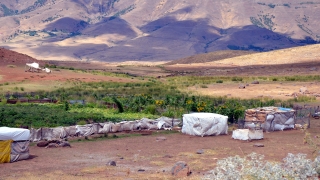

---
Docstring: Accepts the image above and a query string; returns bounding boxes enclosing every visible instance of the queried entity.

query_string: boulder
[45,143,58,148]
[300,87,308,94]
[171,161,192,177]
[107,160,116,166]
[253,143,264,147]
[239,84,246,89]
[156,137,167,141]
[196,149,204,154]
[251,81,259,84]
[59,141,71,148]
[37,141,49,147]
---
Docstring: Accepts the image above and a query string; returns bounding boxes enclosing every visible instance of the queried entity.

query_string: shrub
[200,85,208,88]
[272,77,278,81]
[112,97,124,113]
[231,77,243,81]
[204,152,320,179]
[144,104,157,115]
[216,80,223,83]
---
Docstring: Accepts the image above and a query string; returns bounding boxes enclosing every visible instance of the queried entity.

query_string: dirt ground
[1,49,320,179]
[0,120,319,180]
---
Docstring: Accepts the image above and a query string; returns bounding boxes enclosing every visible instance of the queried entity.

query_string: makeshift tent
[29,117,182,141]
[0,127,30,163]
[245,107,296,131]
[182,113,228,137]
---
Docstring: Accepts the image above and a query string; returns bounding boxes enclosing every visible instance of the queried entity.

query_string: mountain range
[0,0,319,62]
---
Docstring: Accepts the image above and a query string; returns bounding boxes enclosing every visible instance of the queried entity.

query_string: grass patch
[7,64,16,68]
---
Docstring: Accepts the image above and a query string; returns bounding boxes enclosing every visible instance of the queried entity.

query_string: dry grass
[166,50,257,65]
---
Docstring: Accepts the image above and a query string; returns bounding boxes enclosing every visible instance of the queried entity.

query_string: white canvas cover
[182,113,228,137]
[26,62,40,69]
[232,129,263,141]
[0,127,30,141]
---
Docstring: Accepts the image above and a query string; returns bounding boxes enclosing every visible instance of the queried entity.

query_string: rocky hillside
[0,0,319,62]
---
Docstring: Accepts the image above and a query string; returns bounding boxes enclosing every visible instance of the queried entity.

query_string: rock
[253,143,264,147]
[196,149,204,154]
[310,67,317,71]
[37,141,49,147]
[138,169,145,172]
[171,161,192,177]
[107,160,116,166]
[300,87,308,94]
[163,154,173,158]
[251,80,259,84]
[239,84,246,89]
[45,143,58,148]
[156,137,167,141]
[59,141,71,148]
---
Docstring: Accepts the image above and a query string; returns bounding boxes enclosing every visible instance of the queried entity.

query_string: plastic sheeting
[0,140,12,163]
[10,141,29,162]
[182,113,228,137]
[245,107,296,132]
[0,127,30,141]
[232,129,263,141]
[29,117,182,141]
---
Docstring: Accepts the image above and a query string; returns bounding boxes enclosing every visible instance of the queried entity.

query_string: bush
[204,152,320,179]
[231,77,243,81]
[144,104,157,115]
[216,80,223,83]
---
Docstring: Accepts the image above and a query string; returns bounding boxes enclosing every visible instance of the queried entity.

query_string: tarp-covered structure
[29,117,181,142]
[245,107,296,131]
[0,127,30,163]
[182,113,228,137]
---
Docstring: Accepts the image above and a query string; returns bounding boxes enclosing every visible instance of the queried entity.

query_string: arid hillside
[0,0,320,62]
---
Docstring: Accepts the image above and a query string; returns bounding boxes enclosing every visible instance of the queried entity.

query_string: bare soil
[0,121,319,180]
[1,47,320,179]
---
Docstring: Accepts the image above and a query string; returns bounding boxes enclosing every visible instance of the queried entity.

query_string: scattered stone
[156,136,167,141]
[171,161,192,177]
[37,141,49,147]
[172,127,182,131]
[310,67,317,71]
[196,149,204,154]
[253,143,264,147]
[300,87,308,94]
[239,84,246,89]
[251,80,259,84]
[246,84,249,86]
[59,141,71,148]
[107,160,116,166]
[138,169,145,172]
[163,154,173,158]
[45,143,58,148]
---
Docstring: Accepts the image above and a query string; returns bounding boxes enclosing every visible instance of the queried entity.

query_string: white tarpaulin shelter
[182,113,228,137]
[0,127,30,163]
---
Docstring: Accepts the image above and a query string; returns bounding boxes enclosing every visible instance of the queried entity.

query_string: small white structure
[25,62,41,72]
[0,127,30,163]
[42,67,51,74]
[232,129,263,141]
[182,113,228,137]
